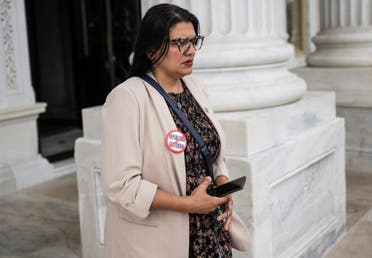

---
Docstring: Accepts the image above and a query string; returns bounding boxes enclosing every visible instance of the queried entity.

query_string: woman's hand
[217,196,233,231]
[188,176,228,214]
[215,175,233,231]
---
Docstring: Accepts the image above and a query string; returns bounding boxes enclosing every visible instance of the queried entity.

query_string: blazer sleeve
[101,85,158,220]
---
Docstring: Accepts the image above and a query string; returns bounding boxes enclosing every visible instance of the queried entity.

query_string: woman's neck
[152,70,182,93]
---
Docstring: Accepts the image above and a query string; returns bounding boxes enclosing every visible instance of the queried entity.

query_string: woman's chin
[182,68,193,76]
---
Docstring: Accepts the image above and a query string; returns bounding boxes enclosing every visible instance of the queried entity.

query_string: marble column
[294,0,372,174]
[0,0,53,195]
[142,0,307,111]
[307,0,372,67]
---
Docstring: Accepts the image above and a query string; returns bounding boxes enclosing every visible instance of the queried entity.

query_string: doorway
[25,0,141,161]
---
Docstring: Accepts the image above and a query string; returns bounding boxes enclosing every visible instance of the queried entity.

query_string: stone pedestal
[0,0,53,195]
[75,107,105,258]
[220,92,345,257]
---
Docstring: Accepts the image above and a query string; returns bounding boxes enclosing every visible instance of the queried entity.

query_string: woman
[102,4,234,257]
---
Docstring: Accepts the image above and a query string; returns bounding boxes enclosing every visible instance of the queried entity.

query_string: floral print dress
[168,84,232,258]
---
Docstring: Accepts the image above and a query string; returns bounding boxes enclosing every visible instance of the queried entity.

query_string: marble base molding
[193,64,306,112]
[0,163,16,196]
[293,67,372,108]
[338,106,372,174]
[293,67,372,174]
[11,154,54,190]
[218,92,345,258]
[0,103,54,195]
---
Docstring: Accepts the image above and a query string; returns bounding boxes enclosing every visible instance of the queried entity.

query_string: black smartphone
[207,176,246,197]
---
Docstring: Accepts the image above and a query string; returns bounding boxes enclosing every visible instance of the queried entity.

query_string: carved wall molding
[0,0,18,93]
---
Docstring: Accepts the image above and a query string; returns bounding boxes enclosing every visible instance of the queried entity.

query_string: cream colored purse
[230,212,251,251]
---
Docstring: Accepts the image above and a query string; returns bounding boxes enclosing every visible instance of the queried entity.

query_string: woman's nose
[183,43,196,55]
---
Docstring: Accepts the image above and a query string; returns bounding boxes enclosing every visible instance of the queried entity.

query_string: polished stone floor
[0,175,80,258]
[0,172,372,258]
[324,172,372,258]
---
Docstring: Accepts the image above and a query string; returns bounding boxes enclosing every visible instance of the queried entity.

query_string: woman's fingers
[216,197,233,231]
[224,211,233,231]
[198,176,212,191]
[225,197,233,230]
[189,177,228,214]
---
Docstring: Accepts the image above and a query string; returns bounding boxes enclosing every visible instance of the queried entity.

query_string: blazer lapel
[183,76,227,157]
[183,77,218,128]
[141,73,187,195]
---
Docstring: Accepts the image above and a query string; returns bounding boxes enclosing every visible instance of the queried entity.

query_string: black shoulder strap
[140,74,214,184]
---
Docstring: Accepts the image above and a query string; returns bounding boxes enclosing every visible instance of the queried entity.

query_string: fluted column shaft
[141,0,306,112]
[307,0,372,67]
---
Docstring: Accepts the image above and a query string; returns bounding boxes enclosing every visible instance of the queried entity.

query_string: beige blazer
[101,74,230,258]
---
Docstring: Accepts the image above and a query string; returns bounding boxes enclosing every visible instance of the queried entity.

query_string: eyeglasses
[166,35,204,54]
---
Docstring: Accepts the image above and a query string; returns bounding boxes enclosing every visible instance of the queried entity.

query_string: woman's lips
[182,60,193,66]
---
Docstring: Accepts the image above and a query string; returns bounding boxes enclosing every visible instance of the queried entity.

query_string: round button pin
[166,130,187,153]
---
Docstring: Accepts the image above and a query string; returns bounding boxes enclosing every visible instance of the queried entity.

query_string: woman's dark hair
[129,4,200,77]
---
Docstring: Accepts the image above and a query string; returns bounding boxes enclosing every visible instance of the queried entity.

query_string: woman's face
[154,22,196,80]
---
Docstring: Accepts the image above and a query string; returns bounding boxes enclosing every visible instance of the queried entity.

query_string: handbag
[230,212,251,251]
[140,75,251,251]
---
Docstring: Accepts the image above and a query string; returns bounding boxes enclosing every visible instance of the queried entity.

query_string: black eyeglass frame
[165,35,204,53]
